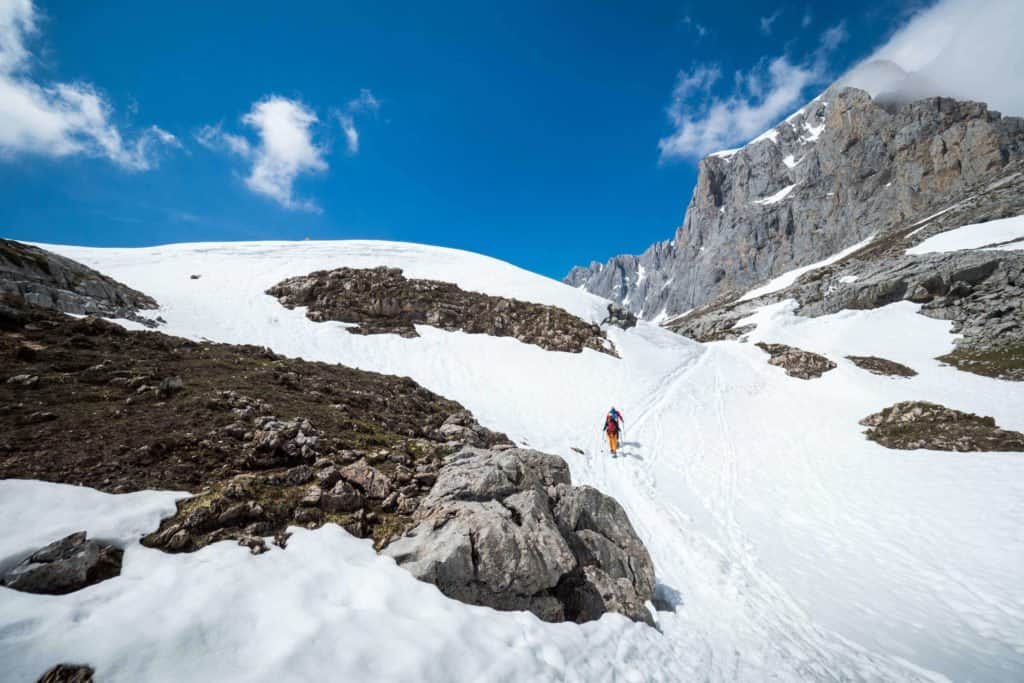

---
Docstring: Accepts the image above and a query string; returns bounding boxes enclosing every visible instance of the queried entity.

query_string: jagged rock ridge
[566,86,1024,320]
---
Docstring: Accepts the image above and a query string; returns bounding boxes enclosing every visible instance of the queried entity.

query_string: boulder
[383,447,656,625]
[339,462,393,499]
[2,532,123,595]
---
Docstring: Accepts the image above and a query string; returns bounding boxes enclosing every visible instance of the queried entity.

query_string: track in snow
[4,240,1022,682]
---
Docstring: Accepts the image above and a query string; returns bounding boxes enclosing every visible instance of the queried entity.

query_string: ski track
[4,239,1023,682]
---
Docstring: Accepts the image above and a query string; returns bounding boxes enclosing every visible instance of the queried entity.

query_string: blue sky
[0,1,998,278]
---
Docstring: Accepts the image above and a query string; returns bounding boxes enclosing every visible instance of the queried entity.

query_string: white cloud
[759,10,782,35]
[241,97,327,213]
[337,113,359,155]
[198,99,328,212]
[335,88,380,155]
[843,0,1024,115]
[0,0,178,170]
[801,9,812,28]
[659,25,846,160]
[199,89,378,211]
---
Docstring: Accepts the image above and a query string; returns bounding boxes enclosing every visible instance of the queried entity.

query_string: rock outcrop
[0,240,156,324]
[0,304,507,550]
[756,342,836,379]
[268,266,616,356]
[383,447,656,625]
[667,168,1024,380]
[37,665,94,683]
[2,532,122,595]
[860,401,1024,452]
[1,283,656,624]
[567,87,1024,321]
[847,356,917,378]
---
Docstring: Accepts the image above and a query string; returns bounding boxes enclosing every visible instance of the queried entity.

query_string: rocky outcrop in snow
[37,665,94,683]
[668,167,1024,381]
[566,88,1024,320]
[2,532,122,595]
[846,356,917,378]
[268,266,616,355]
[860,401,1024,452]
[1,281,655,625]
[383,447,656,625]
[0,240,156,324]
[756,342,836,379]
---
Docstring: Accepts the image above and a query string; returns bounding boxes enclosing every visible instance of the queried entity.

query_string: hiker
[604,408,623,455]
[608,406,623,431]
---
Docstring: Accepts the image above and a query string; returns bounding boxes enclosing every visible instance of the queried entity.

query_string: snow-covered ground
[3,239,1023,682]
[907,214,1024,254]
[738,234,875,302]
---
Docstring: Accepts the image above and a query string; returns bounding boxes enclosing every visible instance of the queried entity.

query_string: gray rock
[383,447,655,625]
[37,664,94,683]
[756,342,837,380]
[566,88,1024,322]
[321,480,364,513]
[665,167,1024,381]
[860,401,1024,452]
[0,239,157,323]
[339,462,393,499]
[2,532,123,595]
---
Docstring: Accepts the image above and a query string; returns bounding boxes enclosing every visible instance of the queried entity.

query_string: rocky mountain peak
[566,86,1024,321]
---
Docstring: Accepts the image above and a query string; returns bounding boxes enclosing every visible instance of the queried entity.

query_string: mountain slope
[566,84,1024,320]
[2,239,1021,681]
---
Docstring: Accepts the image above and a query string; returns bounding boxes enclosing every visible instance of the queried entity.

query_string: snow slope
[4,239,1024,682]
[738,234,876,302]
[907,214,1024,254]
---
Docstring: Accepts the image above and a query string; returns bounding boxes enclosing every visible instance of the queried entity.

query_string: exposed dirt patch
[860,401,1024,451]
[846,355,917,377]
[267,266,616,356]
[0,306,509,551]
[756,342,837,379]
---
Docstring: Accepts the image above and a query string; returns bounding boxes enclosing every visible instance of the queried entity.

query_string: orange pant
[607,431,618,453]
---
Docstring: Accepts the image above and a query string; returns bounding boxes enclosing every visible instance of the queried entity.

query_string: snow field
[906,214,1024,254]
[3,239,1022,682]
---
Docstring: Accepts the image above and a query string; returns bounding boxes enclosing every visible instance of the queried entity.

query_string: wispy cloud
[681,15,709,39]
[759,9,782,35]
[801,8,813,28]
[0,0,178,169]
[658,23,847,160]
[335,88,380,155]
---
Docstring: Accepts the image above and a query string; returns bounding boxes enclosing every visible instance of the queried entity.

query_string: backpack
[605,414,618,433]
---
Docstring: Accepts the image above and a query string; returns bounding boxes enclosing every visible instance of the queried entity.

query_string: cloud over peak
[658,24,846,160]
[0,0,178,170]
[658,0,1021,163]
[844,0,1024,116]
